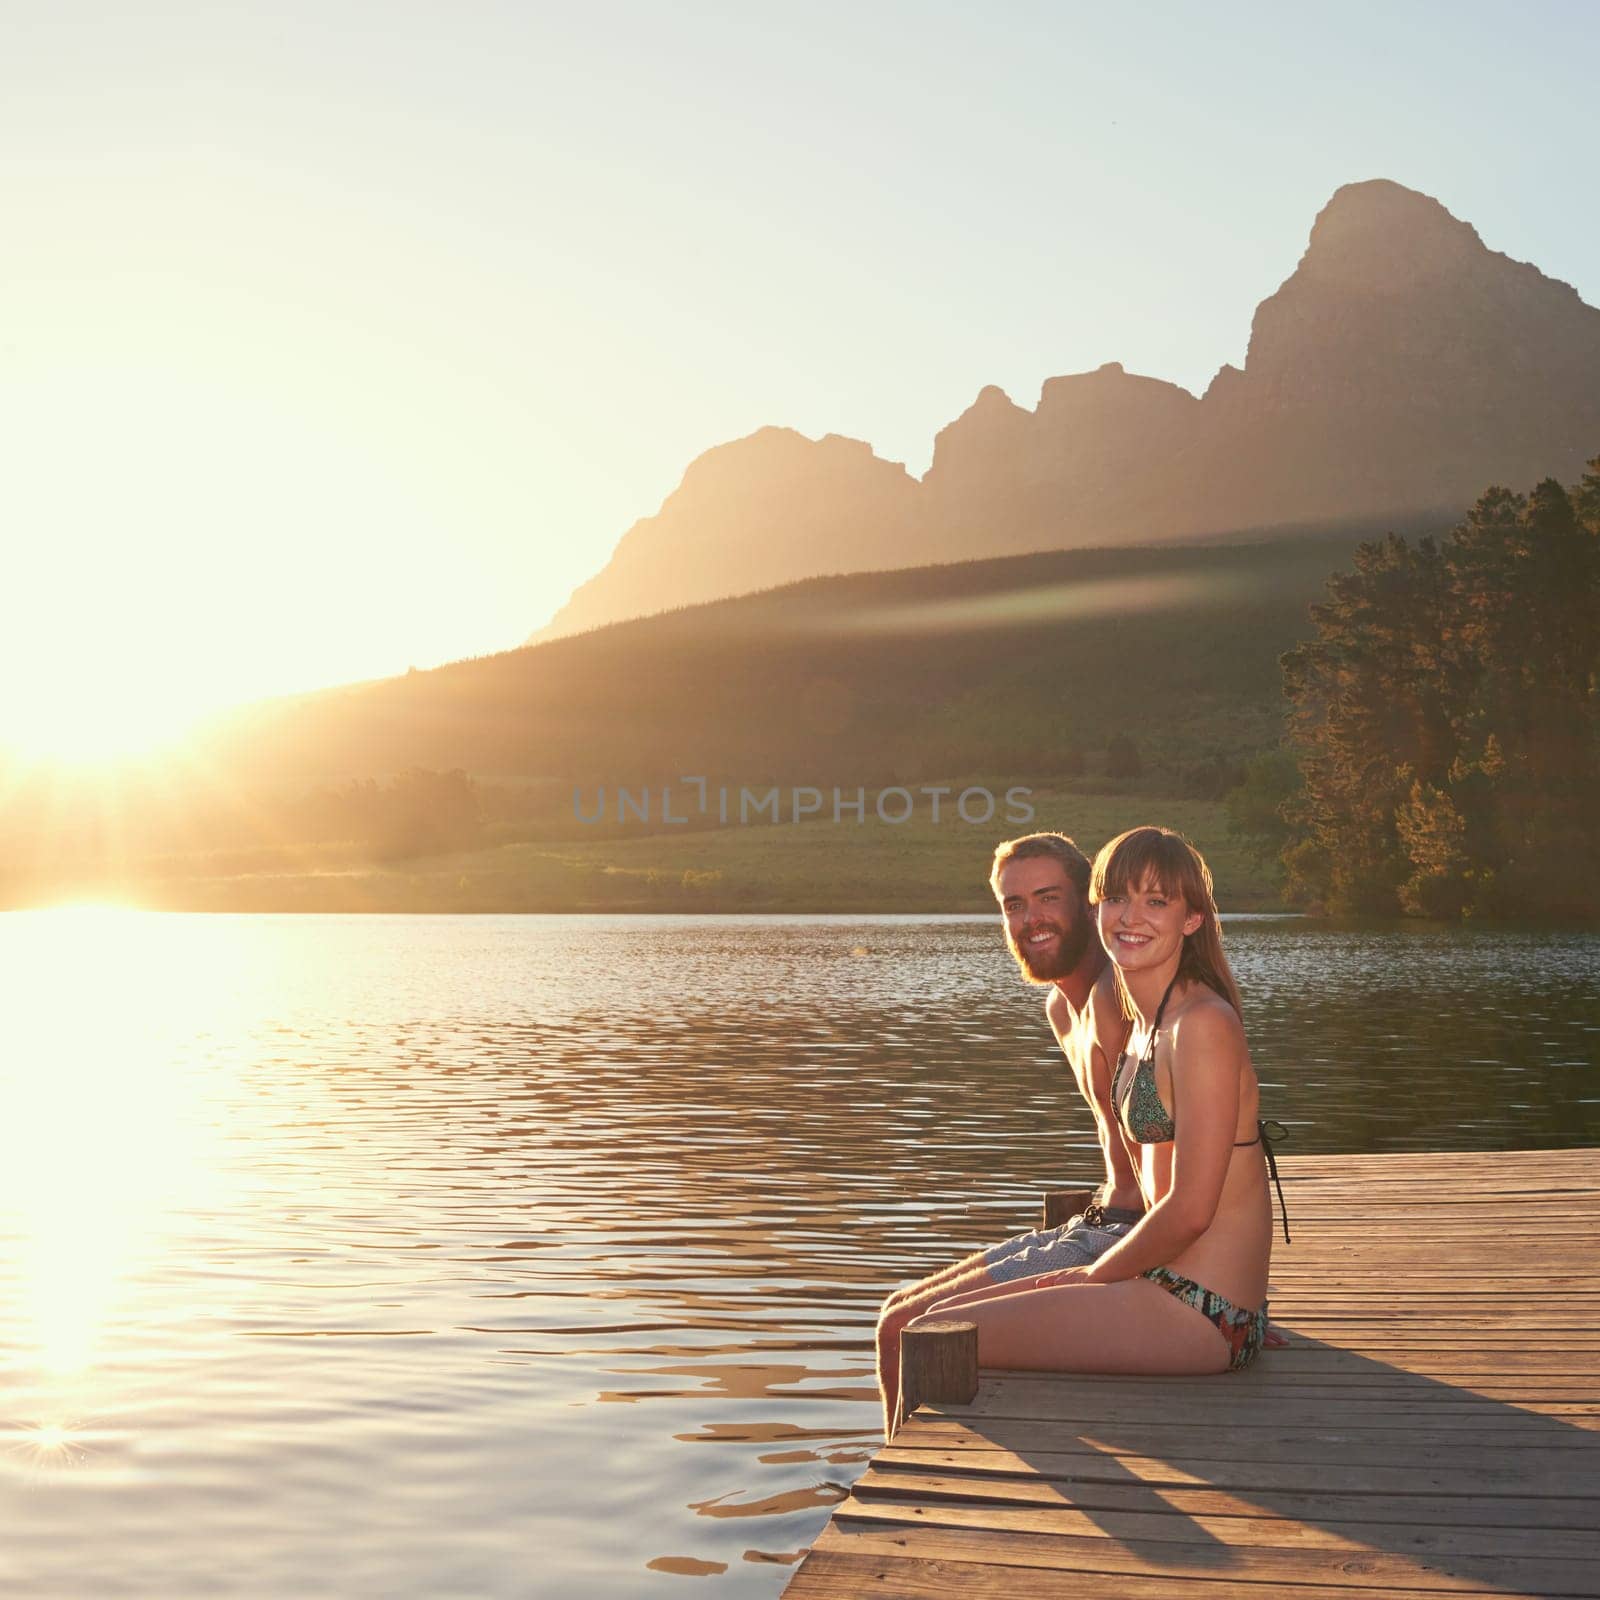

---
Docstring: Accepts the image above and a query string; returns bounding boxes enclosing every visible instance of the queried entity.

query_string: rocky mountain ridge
[537,179,1600,639]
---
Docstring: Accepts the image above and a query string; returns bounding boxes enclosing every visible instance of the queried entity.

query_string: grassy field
[104,787,1283,914]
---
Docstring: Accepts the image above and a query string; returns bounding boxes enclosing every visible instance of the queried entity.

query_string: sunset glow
[0,908,233,1375]
[1,658,206,765]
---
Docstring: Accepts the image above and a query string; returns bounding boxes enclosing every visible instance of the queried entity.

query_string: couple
[877,825,1285,1433]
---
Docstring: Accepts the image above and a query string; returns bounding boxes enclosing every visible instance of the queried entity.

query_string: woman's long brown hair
[1089,825,1243,1020]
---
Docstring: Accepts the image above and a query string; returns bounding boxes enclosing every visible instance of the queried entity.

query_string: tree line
[1249,457,1600,918]
[290,767,483,861]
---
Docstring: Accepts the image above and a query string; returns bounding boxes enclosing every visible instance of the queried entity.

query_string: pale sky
[3,0,1596,757]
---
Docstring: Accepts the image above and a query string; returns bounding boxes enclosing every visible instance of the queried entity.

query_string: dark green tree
[1280,534,1454,912]
[1280,459,1600,918]
[1224,748,1301,863]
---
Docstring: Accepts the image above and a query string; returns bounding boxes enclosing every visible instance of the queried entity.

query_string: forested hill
[203,525,1384,798]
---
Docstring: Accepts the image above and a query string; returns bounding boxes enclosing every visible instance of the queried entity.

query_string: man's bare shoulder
[1043,983,1072,1038]
[1087,968,1128,1044]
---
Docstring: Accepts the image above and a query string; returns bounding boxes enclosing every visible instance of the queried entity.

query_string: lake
[1,910,1596,1597]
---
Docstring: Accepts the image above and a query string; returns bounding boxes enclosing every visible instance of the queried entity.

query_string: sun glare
[1,661,208,767]
[4,1419,95,1475]
[0,908,235,1378]
[833,572,1253,634]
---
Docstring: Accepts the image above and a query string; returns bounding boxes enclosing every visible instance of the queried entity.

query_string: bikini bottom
[1142,1265,1266,1372]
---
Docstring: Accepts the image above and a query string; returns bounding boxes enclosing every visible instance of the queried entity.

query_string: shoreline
[5,788,1294,916]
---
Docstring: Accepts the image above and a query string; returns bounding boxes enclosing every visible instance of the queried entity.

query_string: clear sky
[3,0,1596,756]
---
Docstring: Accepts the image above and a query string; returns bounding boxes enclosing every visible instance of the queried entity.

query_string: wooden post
[1041,1187,1097,1230]
[894,1319,978,1436]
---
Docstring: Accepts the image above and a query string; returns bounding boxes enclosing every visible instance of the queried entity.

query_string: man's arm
[1048,978,1142,1211]
[1086,973,1144,1209]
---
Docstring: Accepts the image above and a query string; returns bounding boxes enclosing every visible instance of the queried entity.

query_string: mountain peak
[1298,179,1487,285]
[972,383,1020,410]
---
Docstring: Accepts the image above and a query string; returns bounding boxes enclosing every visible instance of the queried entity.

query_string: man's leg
[876,1255,1005,1435]
[875,1218,1134,1433]
[881,1247,992,1312]
[882,1210,1121,1314]
[875,1220,1084,1430]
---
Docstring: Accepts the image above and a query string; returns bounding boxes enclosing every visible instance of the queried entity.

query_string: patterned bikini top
[1115,976,1179,1145]
[1114,975,1291,1242]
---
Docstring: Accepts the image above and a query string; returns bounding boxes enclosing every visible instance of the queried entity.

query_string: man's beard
[1008,912,1093,984]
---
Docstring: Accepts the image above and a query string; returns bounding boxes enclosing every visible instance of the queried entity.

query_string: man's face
[996,856,1092,984]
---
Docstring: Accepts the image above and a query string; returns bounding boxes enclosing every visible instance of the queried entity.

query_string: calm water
[1,910,1597,1598]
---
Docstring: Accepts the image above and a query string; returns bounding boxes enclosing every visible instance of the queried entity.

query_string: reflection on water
[0,911,1595,1597]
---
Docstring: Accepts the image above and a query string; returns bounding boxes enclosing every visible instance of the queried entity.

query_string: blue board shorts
[983,1205,1140,1285]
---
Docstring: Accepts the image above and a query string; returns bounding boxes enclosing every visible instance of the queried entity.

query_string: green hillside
[207,526,1381,793]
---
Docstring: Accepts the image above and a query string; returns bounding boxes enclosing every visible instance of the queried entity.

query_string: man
[874,831,1141,1434]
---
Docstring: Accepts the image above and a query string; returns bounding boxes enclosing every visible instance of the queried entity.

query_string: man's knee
[884,1270,947,1315]
[882,1283,916,1313]
[877,1298,913,1340]
[914,1268,994,1319]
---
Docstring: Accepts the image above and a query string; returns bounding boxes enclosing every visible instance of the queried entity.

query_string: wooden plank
[891,1417,1600,1472]
[940,1380,1600,1424]
[921,1399,1600,1437]
[941,1400,1600,1428]
[1239,1330,1600,1343]
[943,1362,1598,1383]
[856,1466,1600,1533]
[810,1520,1600,1596]
[782,1551,1525,1600]
[873,1452,1600,1526]
[834,1492,1600,1561]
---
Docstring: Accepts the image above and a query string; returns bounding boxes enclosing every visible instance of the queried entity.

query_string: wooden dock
[784,1147,1600,1599]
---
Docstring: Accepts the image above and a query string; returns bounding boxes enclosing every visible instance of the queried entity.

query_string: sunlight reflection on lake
[0,911,1594,1597]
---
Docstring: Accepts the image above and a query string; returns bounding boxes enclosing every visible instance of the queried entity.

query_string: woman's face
[1096,873,1204,974]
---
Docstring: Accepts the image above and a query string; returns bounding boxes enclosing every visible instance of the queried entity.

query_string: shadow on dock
[818,1335,1600,1595]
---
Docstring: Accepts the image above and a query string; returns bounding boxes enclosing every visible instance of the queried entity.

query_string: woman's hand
[1031,1265,1095,1289]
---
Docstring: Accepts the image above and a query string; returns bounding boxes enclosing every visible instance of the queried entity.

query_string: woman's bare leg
[909,1277,1231,1378]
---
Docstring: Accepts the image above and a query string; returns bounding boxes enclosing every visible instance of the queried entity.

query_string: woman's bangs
[1094,828,1183,903]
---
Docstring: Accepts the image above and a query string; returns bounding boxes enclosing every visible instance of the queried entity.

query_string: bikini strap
[1115,973,1180,1106]
[1258,1119,1291,1245]
[1142,975,1182,1062]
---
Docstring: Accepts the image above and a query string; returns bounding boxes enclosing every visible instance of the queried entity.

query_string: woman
[904,826,1276,1381]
